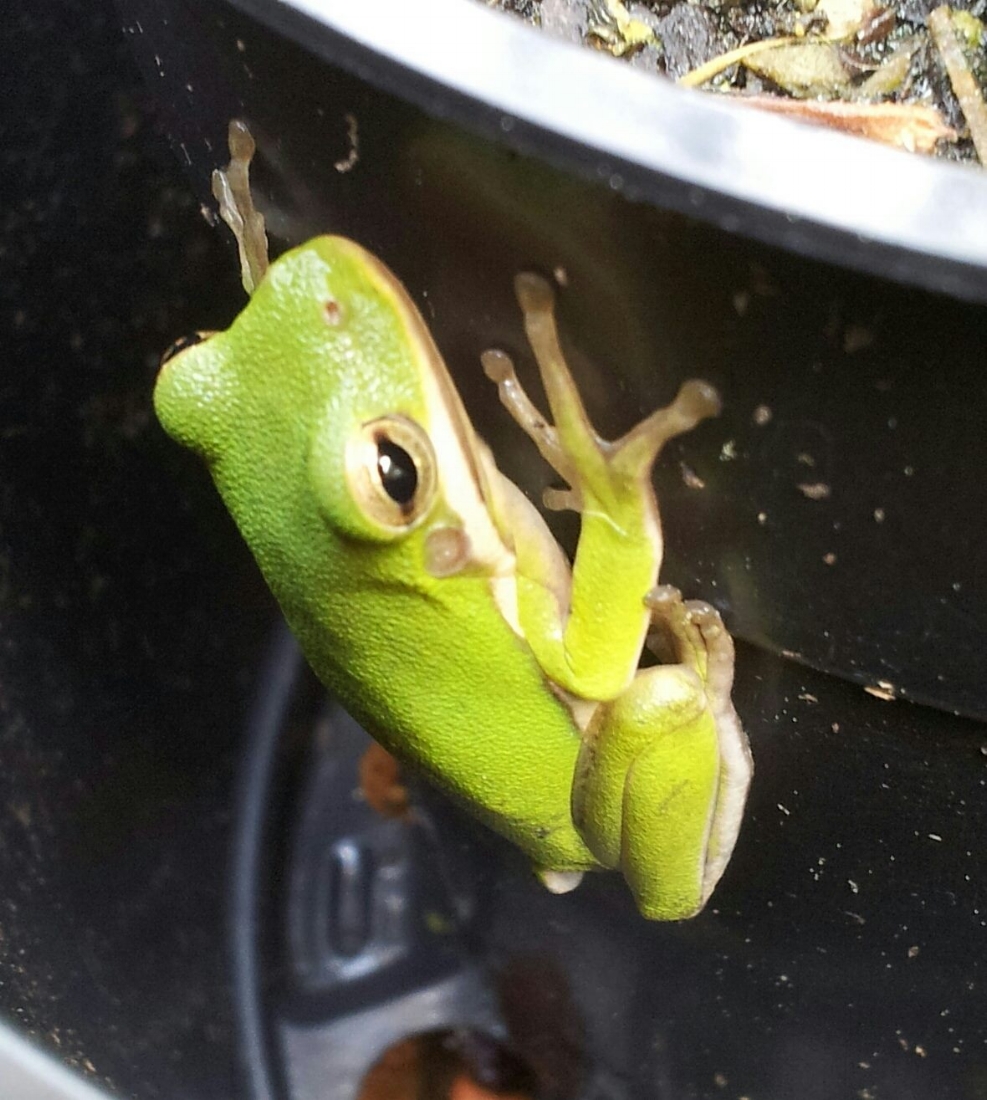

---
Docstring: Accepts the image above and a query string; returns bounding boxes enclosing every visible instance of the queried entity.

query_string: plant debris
[929,5,987,161]
[491,0,987,162]
[734,94,957,151]
[587,0,657,53]
[736,40,854,97]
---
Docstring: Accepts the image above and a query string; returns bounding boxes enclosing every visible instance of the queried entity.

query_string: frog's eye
[160,331,214,366]
[346,415,437,531]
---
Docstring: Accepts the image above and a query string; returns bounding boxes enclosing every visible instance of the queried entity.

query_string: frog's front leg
[210,119,270,296]
[573,589,752,920]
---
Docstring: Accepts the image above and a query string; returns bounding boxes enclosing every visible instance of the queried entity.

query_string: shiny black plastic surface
[117,0,987,721]
[0,4,261,1096]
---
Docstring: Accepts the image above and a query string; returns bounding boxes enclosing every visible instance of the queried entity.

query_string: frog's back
[155,236,597,872]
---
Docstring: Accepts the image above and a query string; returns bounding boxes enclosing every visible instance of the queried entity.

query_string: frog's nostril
[160,331,209,367]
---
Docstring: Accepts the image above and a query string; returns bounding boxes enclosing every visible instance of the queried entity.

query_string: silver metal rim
[227,0,987,298]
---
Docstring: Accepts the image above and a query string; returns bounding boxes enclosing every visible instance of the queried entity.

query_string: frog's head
[155,237,508,599]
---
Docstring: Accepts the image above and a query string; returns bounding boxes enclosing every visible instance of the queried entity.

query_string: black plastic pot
[118,0,987,723]
[5,2,987,1098]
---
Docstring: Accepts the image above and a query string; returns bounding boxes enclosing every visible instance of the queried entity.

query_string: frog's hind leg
[646,587,752,901]
[573,661,720,920]
[571,590,751,920]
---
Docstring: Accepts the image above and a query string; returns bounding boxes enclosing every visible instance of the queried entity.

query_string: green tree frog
[155,122,752,920]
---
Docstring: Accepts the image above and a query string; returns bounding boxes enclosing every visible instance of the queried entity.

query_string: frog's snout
[153,332,227,460]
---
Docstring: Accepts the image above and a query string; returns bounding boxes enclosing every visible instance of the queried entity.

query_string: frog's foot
[482,273,721,516]
[480,344,567,491]
[645,585,753,899]
[211,119,270,296]
[645,585,738,708]
[536,868,585,895]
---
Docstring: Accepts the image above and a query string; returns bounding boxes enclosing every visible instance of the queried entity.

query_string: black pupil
[376,438,417,506]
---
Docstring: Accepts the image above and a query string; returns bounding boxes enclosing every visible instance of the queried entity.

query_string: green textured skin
[154,237,598,871]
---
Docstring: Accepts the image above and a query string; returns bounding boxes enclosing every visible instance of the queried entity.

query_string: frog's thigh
[573,666,719,919]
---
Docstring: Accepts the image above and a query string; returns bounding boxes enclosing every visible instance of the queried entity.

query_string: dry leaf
[679,35,799,88]
[359,741,411,819]
[855,39,917,98]
[737,95,958,152]
[743,41,851,96]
